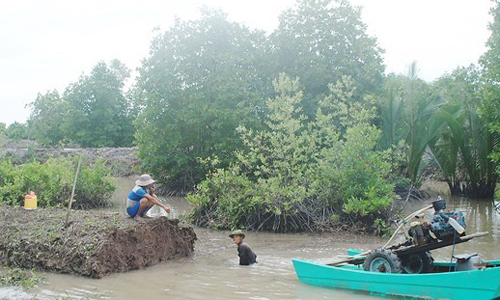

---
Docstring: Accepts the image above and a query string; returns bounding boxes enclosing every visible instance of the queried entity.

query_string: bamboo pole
[382,204,433,248]
[65,152,83,227]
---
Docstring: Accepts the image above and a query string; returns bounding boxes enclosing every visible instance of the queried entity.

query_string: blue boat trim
[292,259,500,300]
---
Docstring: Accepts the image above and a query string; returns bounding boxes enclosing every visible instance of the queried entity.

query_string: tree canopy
[480,0,500,177]
[27,60,134,147]
[134,8,273,192]
[270,0,385,117]
[28,90,66,146]
[4,122,28,141]
[18,0,500,202]
[63,60,134,147]
[134,1,386,192]
[188,74,394,232]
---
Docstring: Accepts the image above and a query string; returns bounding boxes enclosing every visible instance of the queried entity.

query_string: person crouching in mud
[126,174,170,219]
[229,230,257,265]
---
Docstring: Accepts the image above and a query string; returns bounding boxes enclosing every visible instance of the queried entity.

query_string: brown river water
[1,178,499,300]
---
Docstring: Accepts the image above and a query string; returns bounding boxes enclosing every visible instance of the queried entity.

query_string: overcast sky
[0,0,494,125]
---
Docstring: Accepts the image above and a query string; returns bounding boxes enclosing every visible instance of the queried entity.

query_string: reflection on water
[1,178,499,300]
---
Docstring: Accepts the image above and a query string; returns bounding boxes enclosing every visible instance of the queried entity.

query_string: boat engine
[408,222,432,246]
[430,198,466,240]
[408,197,466,244]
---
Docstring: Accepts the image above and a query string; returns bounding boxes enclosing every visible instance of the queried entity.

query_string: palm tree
[380,63,444,185]
[432,67,498,198]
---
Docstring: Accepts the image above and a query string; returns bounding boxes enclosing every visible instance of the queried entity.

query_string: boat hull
[293,259,500,300]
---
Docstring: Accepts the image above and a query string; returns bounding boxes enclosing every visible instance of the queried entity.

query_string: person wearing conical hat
[229,230,257,265]
[126,174,170,219]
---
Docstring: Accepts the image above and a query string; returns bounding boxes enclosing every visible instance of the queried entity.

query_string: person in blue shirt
[126,174,170,219]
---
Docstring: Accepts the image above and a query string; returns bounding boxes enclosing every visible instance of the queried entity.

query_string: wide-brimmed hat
[229,229,245,238]
[135,174,156,186]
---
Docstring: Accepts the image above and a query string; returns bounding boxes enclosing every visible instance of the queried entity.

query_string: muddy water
[1,178,499,300]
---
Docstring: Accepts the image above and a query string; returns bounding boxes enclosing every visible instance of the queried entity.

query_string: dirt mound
[0,146,140,176]
[0,207,196,278]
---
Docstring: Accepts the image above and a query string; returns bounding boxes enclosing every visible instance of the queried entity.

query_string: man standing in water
[229,230,257,265]
[126,174,170,219]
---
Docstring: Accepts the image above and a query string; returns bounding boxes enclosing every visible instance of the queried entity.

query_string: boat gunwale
[293,258,500,276]
[293,259,500,300]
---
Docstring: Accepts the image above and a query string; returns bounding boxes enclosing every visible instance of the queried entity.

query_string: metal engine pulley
[408,221,433,246]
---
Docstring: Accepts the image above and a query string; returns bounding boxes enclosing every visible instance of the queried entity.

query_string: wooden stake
[65,152,83,227]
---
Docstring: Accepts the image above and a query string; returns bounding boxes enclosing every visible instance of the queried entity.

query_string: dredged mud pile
[0,206,196,278]
[0,146,140,176]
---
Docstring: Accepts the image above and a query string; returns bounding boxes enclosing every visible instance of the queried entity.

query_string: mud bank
[0,146,140,176]
[0,207,196,278]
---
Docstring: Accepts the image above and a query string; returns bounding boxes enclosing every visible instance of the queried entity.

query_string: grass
[0,267,43,288]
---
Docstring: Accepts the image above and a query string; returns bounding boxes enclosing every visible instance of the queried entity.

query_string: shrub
[0,157,115,208]
[188,75,394,232]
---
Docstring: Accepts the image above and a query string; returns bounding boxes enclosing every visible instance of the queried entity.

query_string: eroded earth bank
[0,207,197,278]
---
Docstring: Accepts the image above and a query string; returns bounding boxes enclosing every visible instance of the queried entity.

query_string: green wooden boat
[293,258,500,300]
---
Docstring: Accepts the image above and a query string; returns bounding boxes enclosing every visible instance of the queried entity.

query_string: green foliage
[0,267,43,288]
[135,8,271,192]
[0,125,5,149]
[432,66,498,198]
[63,60,134,147]
[372,217,393,237]
[27,60,134,147]
[378,61,498,198]
[135,2,385,193]
[378,87,405,152]
[313,77,393,223]
[4,122,28,141]
[480,0,500,180]
[378,64,445,186]
[188,75,394,232]
[401,63,444,185]
[377,76,408,181]
[0,157,115,208]
[27,90,66,146]
[270,0,385,117]
[77,159,117,207]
